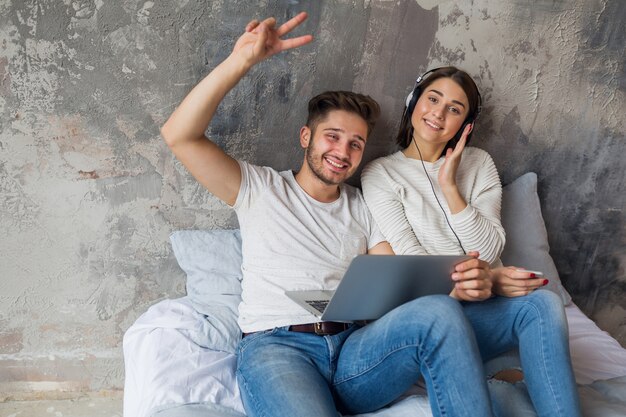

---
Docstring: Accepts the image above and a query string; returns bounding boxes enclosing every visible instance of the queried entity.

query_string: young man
[161,12,495,417]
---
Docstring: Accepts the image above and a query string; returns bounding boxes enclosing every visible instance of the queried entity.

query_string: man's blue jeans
[236,291,581,417]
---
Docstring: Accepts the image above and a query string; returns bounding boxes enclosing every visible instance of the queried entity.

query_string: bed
[123,173,626,417]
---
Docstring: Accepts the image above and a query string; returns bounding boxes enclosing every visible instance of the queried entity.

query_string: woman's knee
[524,290,564,317]
[518,290,567,332]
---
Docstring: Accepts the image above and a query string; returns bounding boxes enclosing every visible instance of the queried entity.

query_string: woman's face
[410,77,469,146]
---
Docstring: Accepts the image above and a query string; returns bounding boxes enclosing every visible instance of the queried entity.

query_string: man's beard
[305,143,352,186]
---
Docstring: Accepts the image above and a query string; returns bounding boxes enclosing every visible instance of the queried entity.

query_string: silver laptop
[285,254,470,321]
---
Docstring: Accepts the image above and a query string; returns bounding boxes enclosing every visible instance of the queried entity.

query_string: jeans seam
[237,370,267,417]
[533,299,563,417]
[420,351,447,417]
[325,335,334,382]
[236,328,283,417]
[518,297,564,417]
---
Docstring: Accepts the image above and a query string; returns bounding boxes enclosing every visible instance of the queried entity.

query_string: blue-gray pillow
[169,229,243,353]
[500,172,572,304]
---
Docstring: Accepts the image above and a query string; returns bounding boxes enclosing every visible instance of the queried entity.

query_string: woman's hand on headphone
[438,123,473,214]
[438,123,472,190]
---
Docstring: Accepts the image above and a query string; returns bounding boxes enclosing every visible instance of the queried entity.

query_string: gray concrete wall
[0,0,623,398]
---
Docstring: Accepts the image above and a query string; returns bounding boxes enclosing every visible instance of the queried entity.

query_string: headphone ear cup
[450,119,474,149]
[405,90,414,108]
[405,87,421,116]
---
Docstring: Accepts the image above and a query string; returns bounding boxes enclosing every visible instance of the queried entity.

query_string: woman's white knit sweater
[361,147,505,266]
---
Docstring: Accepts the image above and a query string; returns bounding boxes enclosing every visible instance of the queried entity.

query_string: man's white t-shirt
[233,161,385,333]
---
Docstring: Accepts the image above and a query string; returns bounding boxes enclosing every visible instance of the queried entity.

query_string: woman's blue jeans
[236,290,581,417]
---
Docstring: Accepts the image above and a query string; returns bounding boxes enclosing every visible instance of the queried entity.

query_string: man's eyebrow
[428,89,466,109]
[323,127,366,143]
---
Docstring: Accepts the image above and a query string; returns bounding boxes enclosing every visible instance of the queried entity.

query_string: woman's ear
[300,126,311,149]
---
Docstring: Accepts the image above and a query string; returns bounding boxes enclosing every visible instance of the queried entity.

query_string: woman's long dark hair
[395,67,481,154]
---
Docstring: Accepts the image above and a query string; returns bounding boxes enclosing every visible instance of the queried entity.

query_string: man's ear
[300,126,311,149]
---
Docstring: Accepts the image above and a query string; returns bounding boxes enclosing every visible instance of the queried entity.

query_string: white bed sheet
[123,298,246,417]
[123,297,626,417]
[567,303,626,384]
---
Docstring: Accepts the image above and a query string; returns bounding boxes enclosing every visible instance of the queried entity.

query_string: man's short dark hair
[306,91,380,136]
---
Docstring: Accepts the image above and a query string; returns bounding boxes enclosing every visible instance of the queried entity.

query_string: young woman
[361,67,582,417]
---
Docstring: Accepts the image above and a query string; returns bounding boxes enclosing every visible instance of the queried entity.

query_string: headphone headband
[415,67,443,84]
[405,67,444,108]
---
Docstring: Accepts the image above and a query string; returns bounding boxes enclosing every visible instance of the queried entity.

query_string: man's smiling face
[302,109,368,185]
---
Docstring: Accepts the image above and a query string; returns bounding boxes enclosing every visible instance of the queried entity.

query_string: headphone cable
[412,137,467,255]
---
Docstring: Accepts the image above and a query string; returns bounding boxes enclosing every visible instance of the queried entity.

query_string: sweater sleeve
[450,151,506,264]
[361,161,429,256]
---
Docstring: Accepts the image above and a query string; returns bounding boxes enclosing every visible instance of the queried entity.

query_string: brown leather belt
[243,321,350,338]
[290,321,350,335]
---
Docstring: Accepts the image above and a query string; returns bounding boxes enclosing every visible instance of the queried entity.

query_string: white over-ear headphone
[402,68,450,125]
[405,91,413,108]
[405,71,431,107]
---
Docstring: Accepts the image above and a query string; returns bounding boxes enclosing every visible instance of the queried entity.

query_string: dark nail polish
[543,279,549,286]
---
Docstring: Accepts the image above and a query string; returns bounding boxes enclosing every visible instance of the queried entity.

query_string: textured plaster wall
[0,0,623,397]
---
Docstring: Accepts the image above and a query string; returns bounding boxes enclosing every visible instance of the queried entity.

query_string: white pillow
[500,172,572,304]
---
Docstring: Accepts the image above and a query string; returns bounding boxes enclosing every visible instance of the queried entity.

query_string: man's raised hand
[233,12,313,67]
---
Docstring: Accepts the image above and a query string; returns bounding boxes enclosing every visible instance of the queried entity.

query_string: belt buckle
[314,322,325,335]
[314,322,349,335]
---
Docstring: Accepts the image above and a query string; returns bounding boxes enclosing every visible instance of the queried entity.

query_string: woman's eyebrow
[428,89,467,109]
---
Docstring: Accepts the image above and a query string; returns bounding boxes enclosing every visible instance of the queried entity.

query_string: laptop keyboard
[305,300,329,314]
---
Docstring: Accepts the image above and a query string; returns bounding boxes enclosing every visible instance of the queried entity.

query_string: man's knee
[407,295,463,317]
[398,295,469,334]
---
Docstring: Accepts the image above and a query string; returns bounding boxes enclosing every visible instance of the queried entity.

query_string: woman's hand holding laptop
[449,251,493,302]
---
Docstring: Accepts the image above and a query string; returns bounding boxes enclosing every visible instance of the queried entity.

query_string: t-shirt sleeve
[232,161,275,212]
[361,160,429,255]
[366,208,387,250]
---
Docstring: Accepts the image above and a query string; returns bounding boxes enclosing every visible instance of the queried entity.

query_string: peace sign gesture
[233,12,314,67]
